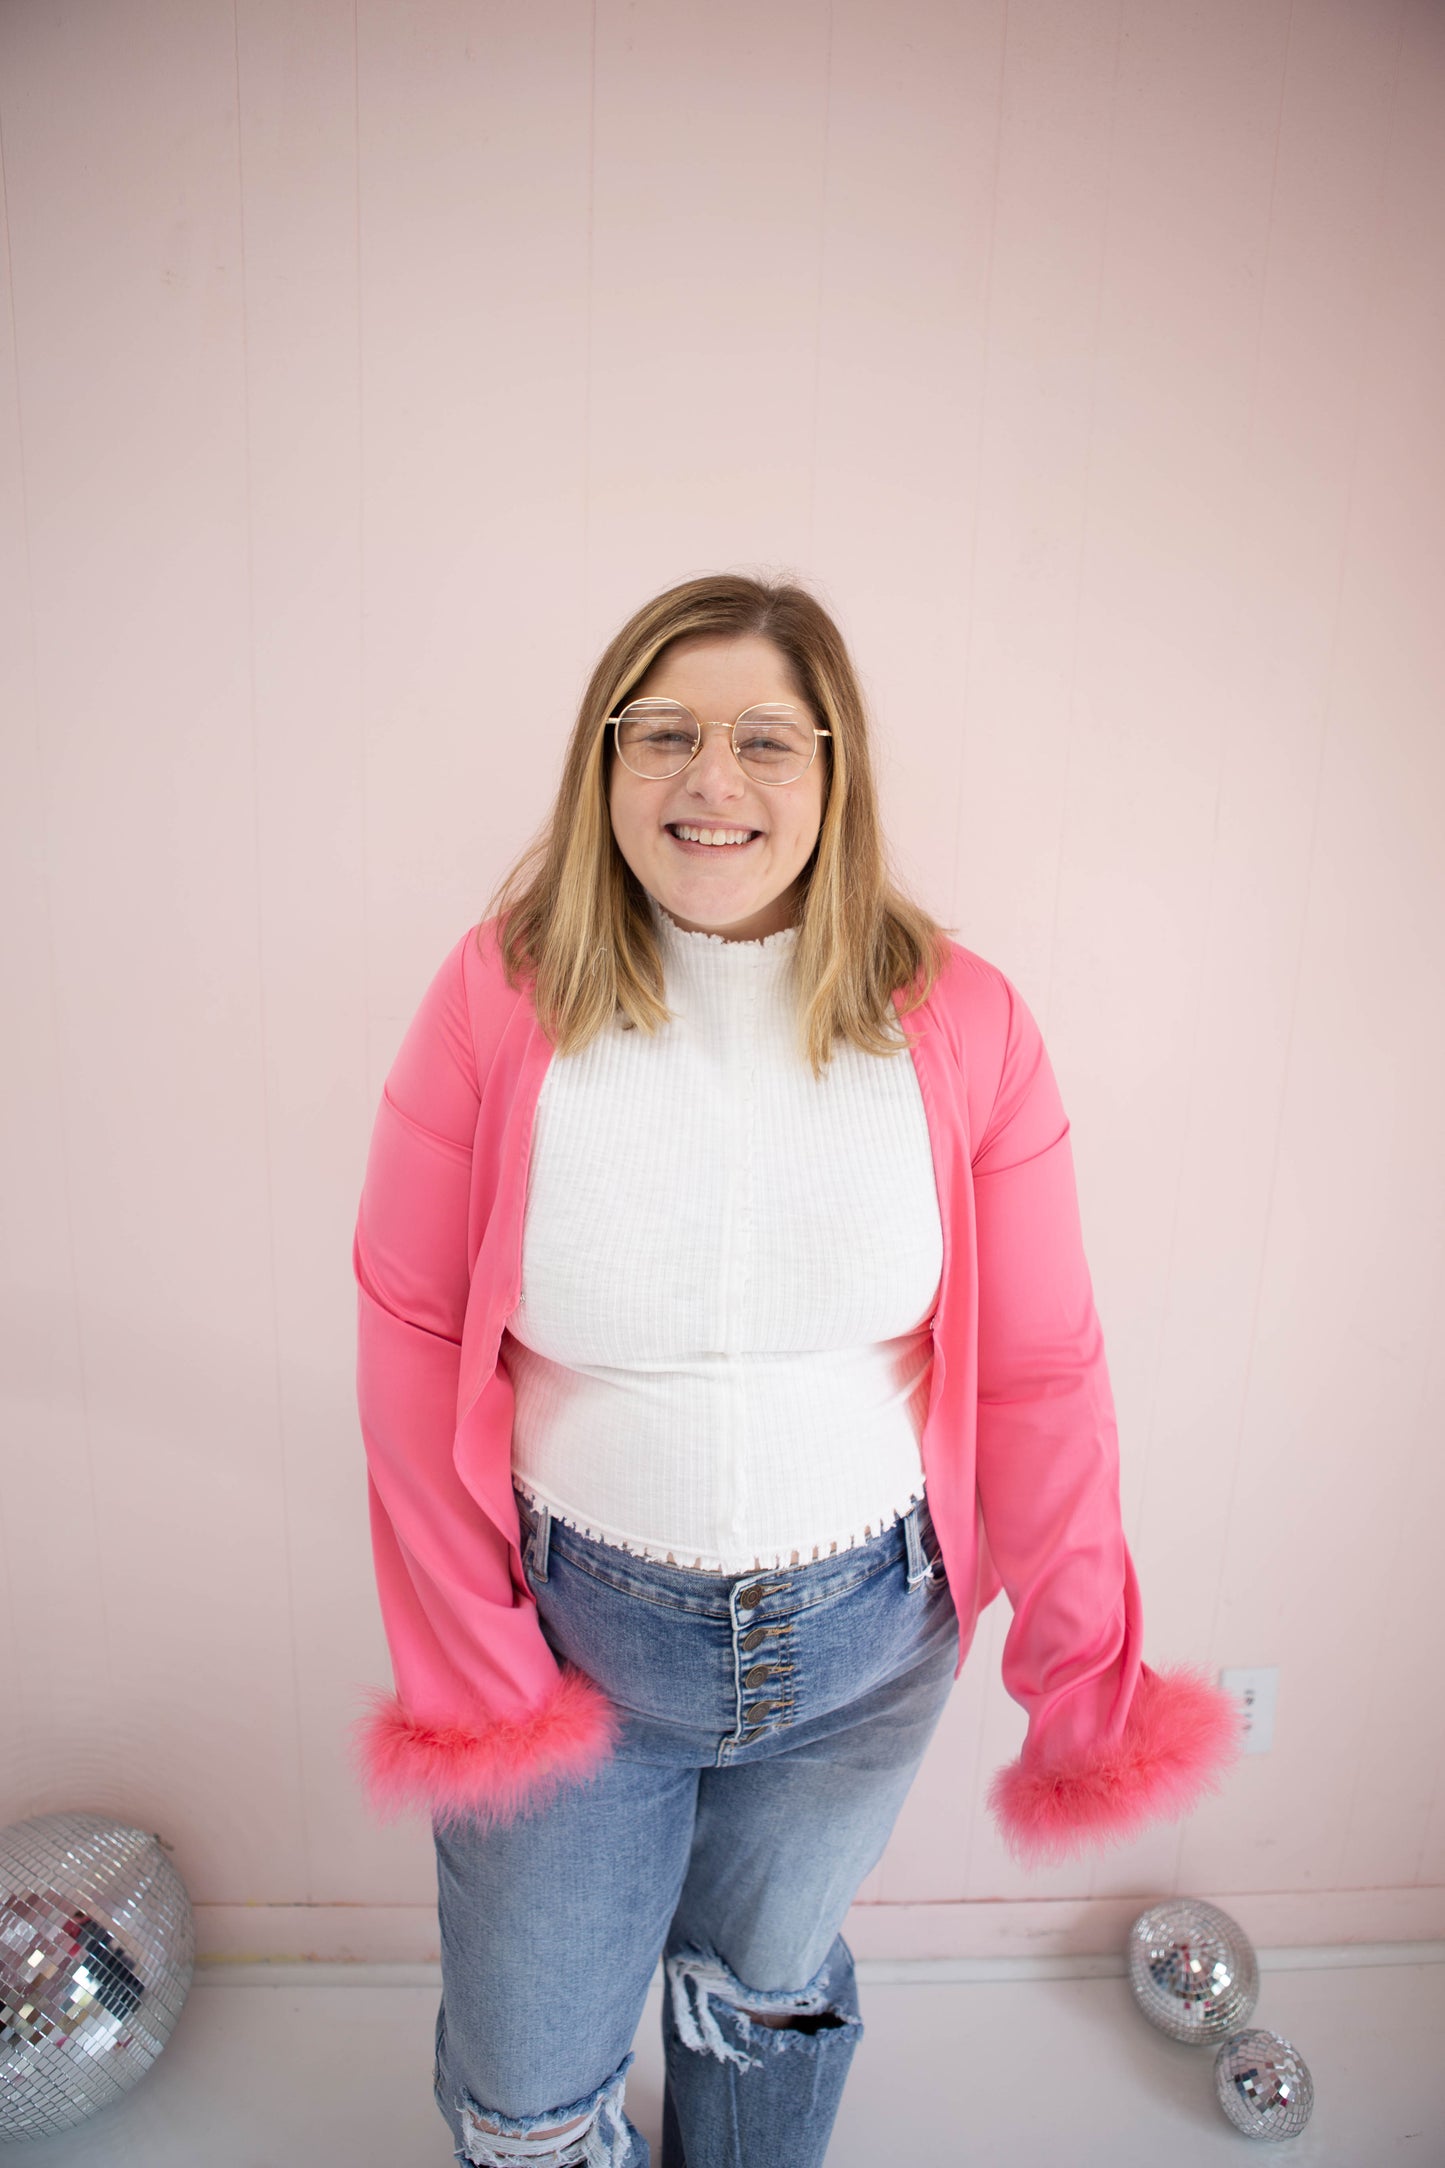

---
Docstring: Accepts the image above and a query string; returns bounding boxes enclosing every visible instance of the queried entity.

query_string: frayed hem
[516,1485,929,1575]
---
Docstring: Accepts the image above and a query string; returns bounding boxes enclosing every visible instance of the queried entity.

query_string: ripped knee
[455,2050,632,2167]
[741,2005,848,2033]
[460,2108,588,2166]
[665,1944,861,2071]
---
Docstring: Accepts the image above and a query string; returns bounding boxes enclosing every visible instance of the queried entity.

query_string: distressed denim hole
[665,1946,856,2072]
[455,2051,632,2168]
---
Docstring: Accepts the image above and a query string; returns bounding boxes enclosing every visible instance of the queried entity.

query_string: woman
[350,573,1241,2168]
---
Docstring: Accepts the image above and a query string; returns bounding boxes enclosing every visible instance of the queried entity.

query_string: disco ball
[1126,1897,1258,2044]
[0,1811,195,2140]
[1214,2027,1315,2139]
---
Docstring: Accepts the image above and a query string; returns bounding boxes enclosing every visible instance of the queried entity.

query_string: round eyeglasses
[608,699,831,785]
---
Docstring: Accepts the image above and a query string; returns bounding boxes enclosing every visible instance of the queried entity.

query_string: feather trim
[986,1661,1244,1868]
[351,1666,621,1831]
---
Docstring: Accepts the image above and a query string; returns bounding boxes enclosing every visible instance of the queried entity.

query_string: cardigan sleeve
[972,973,1242,1866]
[350,932,617,1830]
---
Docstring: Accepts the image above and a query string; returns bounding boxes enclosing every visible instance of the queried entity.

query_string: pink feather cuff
[351,1665,621,1831]
[986,1661,1244,1868]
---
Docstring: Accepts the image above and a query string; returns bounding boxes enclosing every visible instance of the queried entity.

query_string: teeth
[672,825,755,846]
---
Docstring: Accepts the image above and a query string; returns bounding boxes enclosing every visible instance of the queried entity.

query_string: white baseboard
[194,1942,1445,1991]
[192,1887,1445,1967]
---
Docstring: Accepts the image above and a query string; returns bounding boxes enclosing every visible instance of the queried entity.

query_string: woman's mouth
[665,823,761,853]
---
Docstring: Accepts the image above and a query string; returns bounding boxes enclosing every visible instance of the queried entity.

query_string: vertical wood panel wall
[1,0,1440,1959]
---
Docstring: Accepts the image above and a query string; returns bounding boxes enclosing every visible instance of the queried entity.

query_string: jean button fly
[738,1585,765,1609]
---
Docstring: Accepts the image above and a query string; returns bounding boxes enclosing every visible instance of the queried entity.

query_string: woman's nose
[687,724,745,793]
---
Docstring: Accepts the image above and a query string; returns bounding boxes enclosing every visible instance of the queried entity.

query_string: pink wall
[2,0,1442,1961]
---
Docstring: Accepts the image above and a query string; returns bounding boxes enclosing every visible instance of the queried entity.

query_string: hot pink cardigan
[351,918,1241,1866]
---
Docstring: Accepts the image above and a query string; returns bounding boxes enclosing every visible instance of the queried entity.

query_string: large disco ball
[1214,2027,1315,2139]
[0,1811,195,2141]
[1127,1897,1258,2045]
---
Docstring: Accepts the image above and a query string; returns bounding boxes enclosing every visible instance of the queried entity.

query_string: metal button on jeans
[745,1664,777,1688]
[738,1586,765,1609]
[742,1627,770,1649]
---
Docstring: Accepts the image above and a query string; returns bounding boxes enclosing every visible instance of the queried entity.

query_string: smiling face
[606,632,828,941]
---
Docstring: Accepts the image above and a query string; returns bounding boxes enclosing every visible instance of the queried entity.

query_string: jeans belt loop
[528,1500,552,1584]
[903,1501,931,1591]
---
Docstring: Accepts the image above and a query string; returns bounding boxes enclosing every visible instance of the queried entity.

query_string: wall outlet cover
[1218,1666,1279,1754]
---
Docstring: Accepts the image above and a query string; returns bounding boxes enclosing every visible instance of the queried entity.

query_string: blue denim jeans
[432,1482,959,2167]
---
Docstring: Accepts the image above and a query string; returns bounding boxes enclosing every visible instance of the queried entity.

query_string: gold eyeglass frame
[607,698,831,786]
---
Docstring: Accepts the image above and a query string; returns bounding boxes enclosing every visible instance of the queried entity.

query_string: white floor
[8,1947,1443,2166]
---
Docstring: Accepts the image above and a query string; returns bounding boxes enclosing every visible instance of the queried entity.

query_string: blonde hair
[481,571,954,1078]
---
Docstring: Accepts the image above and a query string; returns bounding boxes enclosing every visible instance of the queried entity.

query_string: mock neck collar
[646,890,800,970]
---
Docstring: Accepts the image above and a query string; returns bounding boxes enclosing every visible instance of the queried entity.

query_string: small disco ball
[1127,1897,1258,2045]
[0,1811,195,2141]
[1214,2027,1315,2139]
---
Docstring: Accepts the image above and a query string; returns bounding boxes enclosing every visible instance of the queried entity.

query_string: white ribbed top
[503,893,943,1570]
